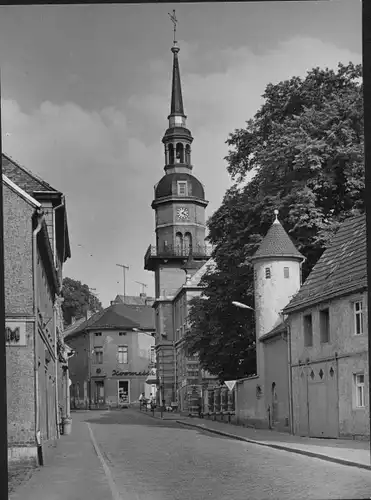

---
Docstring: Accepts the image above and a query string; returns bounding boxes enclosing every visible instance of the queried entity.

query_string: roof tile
[252,220,304,261]
[284,214,366,313]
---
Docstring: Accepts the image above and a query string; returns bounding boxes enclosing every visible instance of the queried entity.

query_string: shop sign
[112,370,150,377]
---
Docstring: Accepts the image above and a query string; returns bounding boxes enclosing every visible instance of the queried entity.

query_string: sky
[0,1,362,307]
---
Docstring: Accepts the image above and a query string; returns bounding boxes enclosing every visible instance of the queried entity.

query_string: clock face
[176,207,189,220]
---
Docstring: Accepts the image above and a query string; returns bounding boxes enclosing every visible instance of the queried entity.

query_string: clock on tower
[176,207,189,220]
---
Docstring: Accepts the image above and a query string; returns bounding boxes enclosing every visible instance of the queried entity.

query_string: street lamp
[232,301,255,311]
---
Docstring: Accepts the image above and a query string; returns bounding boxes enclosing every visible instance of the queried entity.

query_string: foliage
[61,277,103,326]
[185,62,364,381]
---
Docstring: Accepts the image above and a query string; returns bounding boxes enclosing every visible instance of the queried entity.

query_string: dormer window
[177,181,188,196]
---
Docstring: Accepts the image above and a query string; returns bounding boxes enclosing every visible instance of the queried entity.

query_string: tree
[61,277,103,326]
[185,62,364,381]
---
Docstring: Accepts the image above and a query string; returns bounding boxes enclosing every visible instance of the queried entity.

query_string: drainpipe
[32,209,45,461]
[287,322,294,434]
[52,197,65,439]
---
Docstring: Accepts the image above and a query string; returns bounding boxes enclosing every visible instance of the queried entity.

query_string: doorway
[94,380,105,408]
[118,380,130,406]
[271,382,278,427]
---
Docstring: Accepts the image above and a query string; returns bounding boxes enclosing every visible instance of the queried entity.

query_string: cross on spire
[168,9,178,45]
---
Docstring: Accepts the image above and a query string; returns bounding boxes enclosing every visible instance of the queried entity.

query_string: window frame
[93,346,103,364]
[354,373,365,408]
[303,313,313,347]
[284,267,290,279]
[319,308,330,344]
[118,345,128,364]
[177,181,188,196]
[353,300,364,336]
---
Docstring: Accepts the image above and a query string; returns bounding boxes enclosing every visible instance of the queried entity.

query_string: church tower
[144,33,210,406]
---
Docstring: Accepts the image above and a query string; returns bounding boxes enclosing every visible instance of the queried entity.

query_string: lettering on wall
[112,370,150,377]
[5,321,26,346]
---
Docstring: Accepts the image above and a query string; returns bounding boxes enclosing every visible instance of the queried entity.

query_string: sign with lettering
[5,321,26,346]
[112,370,150,377]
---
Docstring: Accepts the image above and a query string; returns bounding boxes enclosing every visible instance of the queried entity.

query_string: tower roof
[155,172,205,200]
[170,45,185,117]
[252,212,304,262]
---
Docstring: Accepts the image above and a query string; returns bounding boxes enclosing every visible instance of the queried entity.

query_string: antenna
[116,264,129,303]
[168,9,178,45]
[135,281,148,295]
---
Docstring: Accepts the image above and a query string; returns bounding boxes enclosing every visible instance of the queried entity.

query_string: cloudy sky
[0,1,361,306]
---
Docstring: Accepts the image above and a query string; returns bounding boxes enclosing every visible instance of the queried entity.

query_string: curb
[176,420,371,471]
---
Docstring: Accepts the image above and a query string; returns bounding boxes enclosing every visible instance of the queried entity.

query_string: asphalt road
[83,409,371,500]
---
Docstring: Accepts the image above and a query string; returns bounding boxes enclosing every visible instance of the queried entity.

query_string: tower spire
[168,10,186,126]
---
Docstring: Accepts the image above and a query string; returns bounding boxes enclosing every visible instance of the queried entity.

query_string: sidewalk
[9,412,113,500]
[177,417,371,470]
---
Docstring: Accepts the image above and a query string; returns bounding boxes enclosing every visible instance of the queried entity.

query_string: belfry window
[185,145,191,164]
[176,143,184,163]
[168,144,175,164]
[177,181,188,196]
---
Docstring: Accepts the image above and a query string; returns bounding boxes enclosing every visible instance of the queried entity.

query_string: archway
[176,143,184,163]
[175,232,183,256]
[168,144,175,164]
[185,145,191,164]
[184,232,192,256]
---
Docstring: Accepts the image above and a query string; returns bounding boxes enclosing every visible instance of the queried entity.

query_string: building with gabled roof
[65,302,155,409]
[3,157,71,468]
[283,214,368,439]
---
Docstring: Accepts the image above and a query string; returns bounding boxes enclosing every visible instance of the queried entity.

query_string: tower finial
[273,209,279,223]
[168,9,178,46]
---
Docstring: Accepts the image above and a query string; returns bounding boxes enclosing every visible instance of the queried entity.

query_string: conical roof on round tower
[251,210,304,262]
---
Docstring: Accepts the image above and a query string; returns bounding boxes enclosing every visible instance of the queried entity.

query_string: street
[12,408,371,500]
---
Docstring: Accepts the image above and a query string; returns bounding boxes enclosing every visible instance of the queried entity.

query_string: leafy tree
[185,62,364,381]
[61,277,103,326]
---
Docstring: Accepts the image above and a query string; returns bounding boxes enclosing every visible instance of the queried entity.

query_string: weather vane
[168,9,178,45]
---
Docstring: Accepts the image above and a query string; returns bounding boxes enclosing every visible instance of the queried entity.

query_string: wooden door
[308,362,339,438]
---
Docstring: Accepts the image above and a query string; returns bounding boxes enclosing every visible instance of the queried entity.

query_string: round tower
[251,210,305,341]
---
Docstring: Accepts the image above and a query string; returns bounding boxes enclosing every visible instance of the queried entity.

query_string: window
[177,181,188,196]
[284,267,290,279]
[118,345,128,364]
[320,309,330,343]
[265,268,271,279]
[94,347,103,364]
[119,332,126,336]
[354,373,365,408]
[150,346,156,364]
[94,332,102,337]
[354,301,363,335]
[303,314,313,347]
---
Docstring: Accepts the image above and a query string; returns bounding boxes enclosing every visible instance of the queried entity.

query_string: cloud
[1,36,361,306]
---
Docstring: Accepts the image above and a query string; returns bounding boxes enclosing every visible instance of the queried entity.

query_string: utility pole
[135,281,148,295]
[116,264,129,304]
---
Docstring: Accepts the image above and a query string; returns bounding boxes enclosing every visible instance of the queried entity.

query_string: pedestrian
[139,392,145,410]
